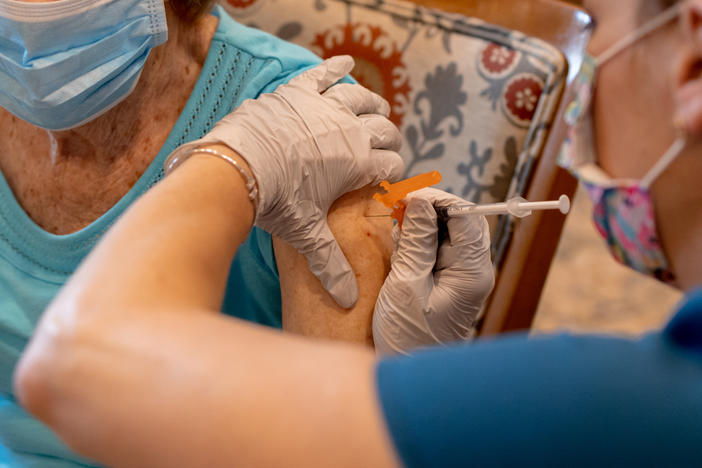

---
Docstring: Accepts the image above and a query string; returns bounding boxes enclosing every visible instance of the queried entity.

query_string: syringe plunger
[446,195,571,218]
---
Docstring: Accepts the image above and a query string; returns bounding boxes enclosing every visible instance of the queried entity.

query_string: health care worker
[12,0,702,467]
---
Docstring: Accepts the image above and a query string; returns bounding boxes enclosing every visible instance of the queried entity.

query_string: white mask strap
[596,3,682,67]
[640,136,687,188]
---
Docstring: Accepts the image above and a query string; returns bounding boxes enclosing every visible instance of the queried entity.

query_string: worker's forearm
[13,148,399,465]
[18,310,396,468]
[57,144,254,315]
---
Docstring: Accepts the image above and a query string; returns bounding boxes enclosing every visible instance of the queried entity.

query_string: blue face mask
[0,0,168,130]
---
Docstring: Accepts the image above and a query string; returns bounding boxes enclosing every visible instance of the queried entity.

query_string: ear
[674,0,702,134]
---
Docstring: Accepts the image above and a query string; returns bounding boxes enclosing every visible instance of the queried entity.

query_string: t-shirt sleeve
[214,5,356,96]
[376,290,702,468]
[260,62,357,96]
[222,228,282,328]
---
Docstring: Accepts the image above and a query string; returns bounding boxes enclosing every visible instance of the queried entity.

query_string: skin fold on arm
[274,185,394,346]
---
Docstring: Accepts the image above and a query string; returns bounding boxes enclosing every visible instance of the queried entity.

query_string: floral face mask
[558,4,684,285]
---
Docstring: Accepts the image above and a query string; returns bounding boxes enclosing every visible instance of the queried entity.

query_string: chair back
[222,0,591,335]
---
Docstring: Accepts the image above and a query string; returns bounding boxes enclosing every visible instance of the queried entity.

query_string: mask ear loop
[592,3,685,190]
[595,3,682,67]
[640,135,687,189]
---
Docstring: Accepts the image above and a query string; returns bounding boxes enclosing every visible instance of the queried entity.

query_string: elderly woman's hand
[167,55,404,309]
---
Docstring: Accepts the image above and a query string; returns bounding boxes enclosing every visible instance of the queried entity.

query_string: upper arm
[274,185,393,346]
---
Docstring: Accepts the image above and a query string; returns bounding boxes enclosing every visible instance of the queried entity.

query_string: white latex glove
[168,56,404,308]
[373,188,495,355]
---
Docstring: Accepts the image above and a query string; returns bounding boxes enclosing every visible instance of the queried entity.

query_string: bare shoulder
[274,185,394,346]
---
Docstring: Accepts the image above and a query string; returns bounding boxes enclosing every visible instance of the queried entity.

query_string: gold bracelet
[164,147,259,208]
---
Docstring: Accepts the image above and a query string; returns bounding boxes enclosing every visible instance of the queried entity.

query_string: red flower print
[312,23,411,127]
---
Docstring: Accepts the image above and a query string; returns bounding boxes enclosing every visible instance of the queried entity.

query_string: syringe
[366,195,571,220]
[445,195,571,218]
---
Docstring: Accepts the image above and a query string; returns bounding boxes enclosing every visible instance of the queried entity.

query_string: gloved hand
[373,188,495,355]
[168,55,404,309]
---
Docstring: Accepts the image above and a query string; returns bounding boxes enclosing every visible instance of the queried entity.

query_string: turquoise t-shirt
[0,8,322,467]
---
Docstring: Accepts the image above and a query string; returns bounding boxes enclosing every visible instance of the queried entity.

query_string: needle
[364,195,571,219]
[447,195,570,218]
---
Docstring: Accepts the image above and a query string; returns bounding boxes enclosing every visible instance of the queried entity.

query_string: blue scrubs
[0,7,323,467]
[377,288,702,467]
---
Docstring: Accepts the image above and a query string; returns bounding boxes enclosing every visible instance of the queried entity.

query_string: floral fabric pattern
[221,0,566,268]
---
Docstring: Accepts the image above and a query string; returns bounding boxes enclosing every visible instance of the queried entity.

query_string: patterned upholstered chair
[222,0,591,335]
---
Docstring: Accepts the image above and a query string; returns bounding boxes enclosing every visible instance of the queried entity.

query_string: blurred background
[533,190,681,335]
[532,0,682,336]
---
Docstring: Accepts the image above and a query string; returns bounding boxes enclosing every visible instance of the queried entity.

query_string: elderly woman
[10,0,702,466]
[0,0,412,464]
